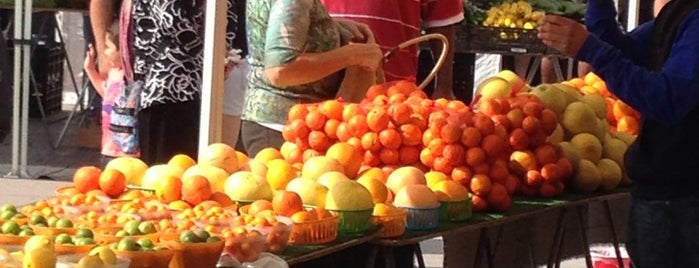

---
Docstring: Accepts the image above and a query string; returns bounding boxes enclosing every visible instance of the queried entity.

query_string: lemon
[23,247,56,268]
[89,246,117,265]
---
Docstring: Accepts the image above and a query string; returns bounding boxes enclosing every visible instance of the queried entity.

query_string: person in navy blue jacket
[538,0,699,267]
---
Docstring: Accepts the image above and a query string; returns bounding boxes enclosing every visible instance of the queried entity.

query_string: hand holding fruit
[537,15,590,57]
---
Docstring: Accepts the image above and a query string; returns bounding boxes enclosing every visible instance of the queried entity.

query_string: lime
[75,237,95,246]
[206,236,222,243]
[195,230,210,242]
[138,221,157,235]
[115,230,129,237]
[137,237,154,249]
[47,216,59,227]
[55,233,73,245]
[124,220,141,236]
[1,221,21,235]
[55,218,74,228]
[76,228,94,239]
[0,204,17,214]
[117,237,139,251]
[18,228,35,236]
[0,210,14,220]
[179,230,199,243]
[29,215,47,226]
[11,213,26,219]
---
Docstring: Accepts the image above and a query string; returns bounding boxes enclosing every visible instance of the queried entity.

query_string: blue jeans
[627,195,699,268]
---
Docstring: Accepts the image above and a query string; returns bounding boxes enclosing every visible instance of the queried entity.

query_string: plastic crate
[6,39,64,118]
[457,24,549,55]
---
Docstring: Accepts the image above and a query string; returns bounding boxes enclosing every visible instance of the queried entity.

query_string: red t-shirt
[322,0,464,82]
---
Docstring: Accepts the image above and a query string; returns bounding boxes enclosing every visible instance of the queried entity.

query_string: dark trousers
[137,100,200,166]
[241,120,284,158]
[627,195,699,268]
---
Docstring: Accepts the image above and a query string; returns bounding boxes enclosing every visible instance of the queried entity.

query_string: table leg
[525,56,542,84]
[547,208,568,268]
[551,57,564,82]
[365,244,378,268]
[555,223,568,268]
[384,245,396,268]
[525,221,537,268]
[473,228,487,268]
[484,228,495,268]
[603,200,626,268]
[576,205,594,268]
[413,243,426,268]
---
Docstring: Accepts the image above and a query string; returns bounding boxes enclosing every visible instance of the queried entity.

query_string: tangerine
[73,166,102,194]
[99,168,127,198]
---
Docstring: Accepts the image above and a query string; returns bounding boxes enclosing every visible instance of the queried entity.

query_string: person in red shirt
[322,0,464,99]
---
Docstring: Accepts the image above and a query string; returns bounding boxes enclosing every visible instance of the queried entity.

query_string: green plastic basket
[439,197,473,222]
[328,209,373,234]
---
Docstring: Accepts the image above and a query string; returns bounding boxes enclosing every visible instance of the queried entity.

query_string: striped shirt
[322,0,464,81]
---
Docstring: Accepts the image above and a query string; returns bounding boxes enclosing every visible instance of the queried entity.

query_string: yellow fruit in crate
[372,203,402,216]
[105,156,148,186]
[24,247,56,268]
[199,143,240,173]
[385,166,426,194]
[265,159,297,190]
[24,235,54,254]
[325,180,374,211]
[562,102,598,135]
[393,184,439,209]
[168,154,197,170]
[572,160,602,192]
[225,171,273,201]
[357,176,389,204]
[325,142,363,178]
[302,156,345,181]
[430,180,470,201]
[183,164,229,193]
[597,159,622,191]
[424,171,448,189]
[571,133,603,163]
[141,164,184,190]
[285,177,328,208]
[76,254,103,268]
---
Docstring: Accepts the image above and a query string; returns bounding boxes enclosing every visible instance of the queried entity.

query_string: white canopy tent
[8,0,642,178]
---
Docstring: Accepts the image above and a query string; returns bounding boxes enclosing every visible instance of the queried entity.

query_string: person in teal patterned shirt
[242,0,384,156]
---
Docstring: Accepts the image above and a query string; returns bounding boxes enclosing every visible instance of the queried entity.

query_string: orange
[504,175,521,195]
[357,177,389,204]
[388,103,413,126]
[442,144,465,166]
[617,115,639,135]
[481,134,506,158]
[470,174,492,196]
[567,77,585,89]
[471,194,489,212]
[379,148,400,165]
[360,132,382,152]
[523,101,543,117]
[302,149,322,163]
[419,148,435,167]
[510,150,538,175]
[427,138,446,156]
[284,118,311,142]
[478,99,503,116]
[342,103,362,122]
[319,99,344,121]
[366,106,390,132]
[465,147,487,167]
[521,116,541,134]
[450,166,473,187]
[506,108,525,129]
[486,183,511,212]
[556,157,574,180]
[287,104,309,121]
[422,128,439,146]
[540,163,563,183]
[248,200,273,216]
[363,150,382,167]
[305,110,327,131]
[525,170,544,187]
[473,114,495,136]
[432,156,453,174]
[399,124,422,146]
[308,130,331,152]
[324,119,341,140]
[399,146,421,165]
[155,173,183,203]
[181,175,213,206]
[209,192,236,208]
[356,167,387,183]
[73,166,102,194]
[580,85,599,95]
[461,127,482,148]
[347,114,369,138]
[612,100,638,121]
[168,154,197,171]
[378,128,402,150]
[534,143,559,165]
[440,123,462,144]
[99,168,127,198]
[488,159,510,184]
[272,190,304,217]
[365,84,387,100]
[509,128,530,151]
[326,142,363,178]
[583,72,602,85]
[235,151,250,168]
[388,93,407,104]
[254,147,284,164]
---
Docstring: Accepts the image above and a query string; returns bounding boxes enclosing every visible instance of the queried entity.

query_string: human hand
[349,43,383,72]
[84,44,97,73]
[537,15,590,57]
[335,19,375,43]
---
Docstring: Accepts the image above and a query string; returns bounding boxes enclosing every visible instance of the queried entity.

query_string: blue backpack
[109,80,142,154]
